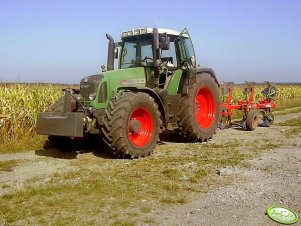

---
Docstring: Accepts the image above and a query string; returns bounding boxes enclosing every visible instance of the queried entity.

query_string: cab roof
[121,28,185,38]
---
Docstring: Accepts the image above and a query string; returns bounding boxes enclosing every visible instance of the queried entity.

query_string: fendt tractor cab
[37,28,220,158]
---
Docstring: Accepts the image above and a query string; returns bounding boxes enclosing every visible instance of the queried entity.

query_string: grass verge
[0,141,246,225]
[274,98,301,112]
[275,117,301,138]
[275,117,301,127]
[0,134,47,154]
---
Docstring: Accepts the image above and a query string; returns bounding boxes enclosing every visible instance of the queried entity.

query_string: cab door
[176,28,197,79]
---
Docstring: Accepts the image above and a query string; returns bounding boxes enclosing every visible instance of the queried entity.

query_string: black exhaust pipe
[106,34,115,71]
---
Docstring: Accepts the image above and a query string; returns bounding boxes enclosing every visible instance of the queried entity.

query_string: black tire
[101,92,162,158]
[50,95,78,113]
[177,73,220,142]
[246,110,258,131]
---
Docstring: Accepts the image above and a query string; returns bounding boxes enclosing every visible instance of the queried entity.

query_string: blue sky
[0,0,300,83]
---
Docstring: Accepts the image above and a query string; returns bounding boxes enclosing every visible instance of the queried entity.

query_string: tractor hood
[79,67,146,109]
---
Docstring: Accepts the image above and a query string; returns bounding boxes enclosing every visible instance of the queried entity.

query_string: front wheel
[101,92,162,158]
[177,73,220,141]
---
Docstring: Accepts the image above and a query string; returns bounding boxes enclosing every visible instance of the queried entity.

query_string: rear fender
[196,68,219,86]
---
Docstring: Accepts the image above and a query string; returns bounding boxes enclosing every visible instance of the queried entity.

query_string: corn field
[0,83,301,143]
[0,83,63,141]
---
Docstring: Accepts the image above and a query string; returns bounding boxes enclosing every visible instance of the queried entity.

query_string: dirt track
[0,112,301,225]
[148,146,301,226]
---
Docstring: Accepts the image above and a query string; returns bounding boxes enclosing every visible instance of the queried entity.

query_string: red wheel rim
[195,87,216,129]
[128,107,153,147]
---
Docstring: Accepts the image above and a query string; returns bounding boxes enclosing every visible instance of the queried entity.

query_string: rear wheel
[246,110,258,131]
[177,73,220,141]
[101,92,162,158]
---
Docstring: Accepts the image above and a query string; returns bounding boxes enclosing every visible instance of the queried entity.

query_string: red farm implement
[219,81,277,130]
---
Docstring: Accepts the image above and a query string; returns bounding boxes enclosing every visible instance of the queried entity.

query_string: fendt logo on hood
[81,83,90,88]
[120,79,146,85]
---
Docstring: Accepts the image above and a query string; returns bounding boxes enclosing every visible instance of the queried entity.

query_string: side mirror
[160,33,170,50]
[191,55,196,67]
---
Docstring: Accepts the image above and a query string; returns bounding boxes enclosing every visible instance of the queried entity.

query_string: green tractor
[37,28,220,158]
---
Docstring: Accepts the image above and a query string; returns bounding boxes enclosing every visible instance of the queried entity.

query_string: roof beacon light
[141,28,147,34]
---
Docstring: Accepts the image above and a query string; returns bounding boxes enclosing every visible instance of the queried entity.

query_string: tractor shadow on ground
[159,130,189,143]
[232,126,248,131]
[35,148,78,159]
[35,138,116,160]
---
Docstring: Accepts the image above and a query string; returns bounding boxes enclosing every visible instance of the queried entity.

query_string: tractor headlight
[88,93,96,101]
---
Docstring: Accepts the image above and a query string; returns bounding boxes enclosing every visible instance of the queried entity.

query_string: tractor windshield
[120,34,154,69]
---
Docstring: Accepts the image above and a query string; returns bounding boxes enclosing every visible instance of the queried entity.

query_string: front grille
[80,74,103,100]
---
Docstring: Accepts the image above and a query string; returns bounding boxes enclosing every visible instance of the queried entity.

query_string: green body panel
[90,67,146,109]
[167,69,183,95]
